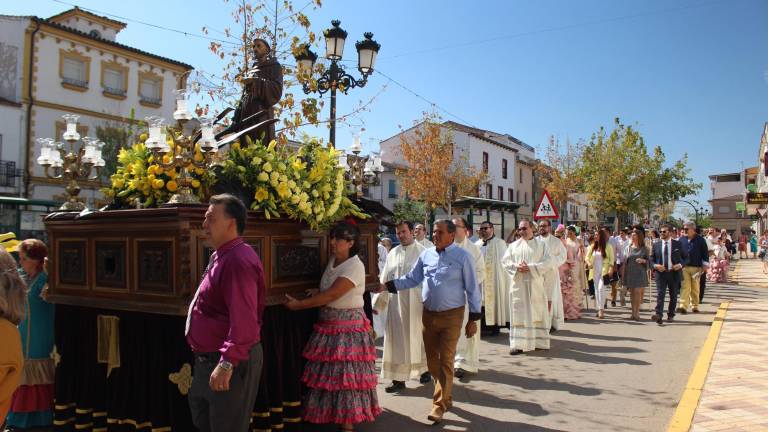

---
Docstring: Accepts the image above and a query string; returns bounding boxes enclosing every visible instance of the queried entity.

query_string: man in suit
[651,224,688,325]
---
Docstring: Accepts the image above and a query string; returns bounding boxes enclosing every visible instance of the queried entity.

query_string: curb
[667,301,730,432]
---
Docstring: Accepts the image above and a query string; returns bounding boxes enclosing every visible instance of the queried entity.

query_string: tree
[578,118,700,229]
[396,111,487,218]
[534,136,584,222]
[392,199,427,225]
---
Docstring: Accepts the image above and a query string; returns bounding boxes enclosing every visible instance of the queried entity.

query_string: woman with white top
[285,222,381,431]
[585,228,615,319]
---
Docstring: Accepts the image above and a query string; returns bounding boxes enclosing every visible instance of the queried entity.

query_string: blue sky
[9,0,768,213]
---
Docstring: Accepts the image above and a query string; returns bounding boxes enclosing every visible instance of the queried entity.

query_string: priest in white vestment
[475,221,511,334]
[536,219,567,332]
[374,221,429,393]
[452,217,485,377]
[415,223,435,248]
[502,219,551,354]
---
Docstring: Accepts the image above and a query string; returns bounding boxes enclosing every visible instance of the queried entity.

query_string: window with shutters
[101,60,128,99]
[508,188,514,202]
[482,152,489,173]
[138,70,163,107]
[388,179,397,199]
[498,186,503,201]
[502,159,508,179]
[485,184,492,199]
[59,49,90,91]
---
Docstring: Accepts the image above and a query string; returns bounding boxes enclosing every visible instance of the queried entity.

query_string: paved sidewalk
[688,259,768,432]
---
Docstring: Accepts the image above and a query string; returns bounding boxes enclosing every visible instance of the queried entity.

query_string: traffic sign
[534,190,559,220]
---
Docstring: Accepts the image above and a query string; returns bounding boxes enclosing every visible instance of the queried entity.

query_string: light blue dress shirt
[390,243,481,315]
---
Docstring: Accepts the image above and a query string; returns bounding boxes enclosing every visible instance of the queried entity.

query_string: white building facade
[0,7,192,218]
[377,121,534,239]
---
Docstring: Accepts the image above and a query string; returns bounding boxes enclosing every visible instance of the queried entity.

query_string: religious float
[40,86,388,430]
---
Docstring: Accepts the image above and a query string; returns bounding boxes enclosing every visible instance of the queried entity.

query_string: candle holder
[36,114,105,211]
[338,135,382,198]
[144,102,218,205]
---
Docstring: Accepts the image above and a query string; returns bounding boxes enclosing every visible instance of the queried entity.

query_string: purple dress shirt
[186,237,266,366]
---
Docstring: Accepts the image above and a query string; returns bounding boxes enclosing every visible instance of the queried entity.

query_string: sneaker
[385,381,406,393]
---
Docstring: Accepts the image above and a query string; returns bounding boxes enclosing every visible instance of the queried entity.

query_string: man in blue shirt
[380,219,482,423]
[678,221,710,314]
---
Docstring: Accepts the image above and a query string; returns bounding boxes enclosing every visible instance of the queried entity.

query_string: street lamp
[294,20,381,148]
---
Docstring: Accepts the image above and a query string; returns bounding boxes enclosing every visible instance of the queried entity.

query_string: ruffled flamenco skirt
[560,269,582,320]
[6,358,55,428]
[707,259,727,283]
[301,306,381,425]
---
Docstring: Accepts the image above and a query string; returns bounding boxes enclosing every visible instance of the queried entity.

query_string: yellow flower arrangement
[102,137,211,208]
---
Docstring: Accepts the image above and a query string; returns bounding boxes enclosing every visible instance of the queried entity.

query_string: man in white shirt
[415,223,435,249]
[610,228,630,307]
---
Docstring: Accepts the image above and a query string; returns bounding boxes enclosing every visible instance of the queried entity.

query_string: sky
[7,0,768,215]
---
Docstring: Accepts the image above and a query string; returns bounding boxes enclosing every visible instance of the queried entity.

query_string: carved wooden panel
[272,237,322,283]
[94,241,127,290]
[136,240,174,294]
[59,240,86,286]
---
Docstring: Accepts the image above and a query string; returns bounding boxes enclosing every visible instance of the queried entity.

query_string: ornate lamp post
[338,134,383,198]
[142,88,219,205]
[294,20,381,148]
[36,114,105,211]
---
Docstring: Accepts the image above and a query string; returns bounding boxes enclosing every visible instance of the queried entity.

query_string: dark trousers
[189,343,263,432]
[655,272,680,318]
[699,272,706,302]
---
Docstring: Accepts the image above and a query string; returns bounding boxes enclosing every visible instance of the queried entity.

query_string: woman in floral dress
[285,222,380,431]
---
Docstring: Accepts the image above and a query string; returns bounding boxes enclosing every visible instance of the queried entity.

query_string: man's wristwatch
[218,360,233,371]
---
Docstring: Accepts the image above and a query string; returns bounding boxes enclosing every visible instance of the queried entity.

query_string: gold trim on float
[283,417,302,423]
[74,422,93,430]
[55,402,76,409]
[282,401,301,407]
[75,408,93,414]
[251,411,271,418]
[54,417,75,425]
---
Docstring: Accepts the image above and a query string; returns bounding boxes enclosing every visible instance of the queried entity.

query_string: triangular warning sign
[534,190,559,220]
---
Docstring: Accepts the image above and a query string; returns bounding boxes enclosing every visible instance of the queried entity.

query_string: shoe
[385,381,406,393]
[549,327,557,334]
[510,349,524,355]
[454,368,465,379]
[611,300,617,307]
[667,315,675,322]
[427,408,444,423]
[656,318,663,325]
[419,372,432,384]
[692,308,699,313]
[651,314,660,321]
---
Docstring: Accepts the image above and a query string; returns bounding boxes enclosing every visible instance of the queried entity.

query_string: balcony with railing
[0,161,24,189]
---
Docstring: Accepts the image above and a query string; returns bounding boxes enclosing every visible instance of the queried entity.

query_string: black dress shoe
[656,318,663,325]
[510,349,524,355]
[419,372,432,384]
[611,300,617,307]
[385,381,406,393]
[667,315,675,322]
[549,327,557,334]
[454,368,466,379]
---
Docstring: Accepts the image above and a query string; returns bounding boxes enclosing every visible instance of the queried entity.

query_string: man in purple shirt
[186,194,266,432]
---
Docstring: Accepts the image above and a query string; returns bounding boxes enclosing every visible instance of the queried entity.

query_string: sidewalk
[683,259,768,432]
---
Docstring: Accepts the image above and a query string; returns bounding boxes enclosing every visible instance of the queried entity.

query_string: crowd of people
[3,192,767,432]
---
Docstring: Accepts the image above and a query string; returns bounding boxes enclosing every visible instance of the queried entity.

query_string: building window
[485,184,492,199]
[59,49,90,91]
[482,152,488,173]
[718,205,730,214]
[516,190,520,203]
[138,70,163,107]
[508,188,513,202]
[524,191,528,205]
[519,169,523,183]
[498,186,503,201]
[101,60,128,99]
[388,179,397,199]
[502,159,508,179]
